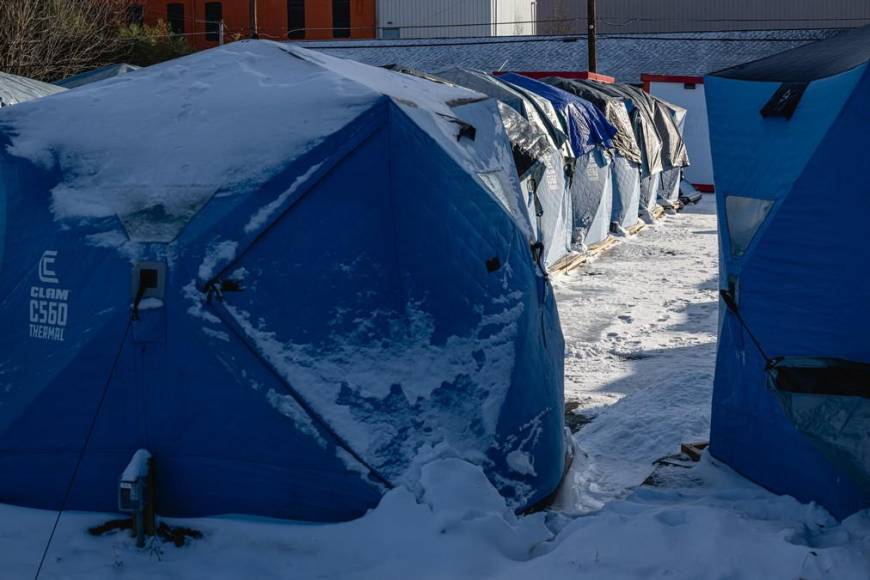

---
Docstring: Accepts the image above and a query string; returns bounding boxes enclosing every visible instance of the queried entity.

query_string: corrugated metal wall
[377,0,536,38]
[537,0,870,34]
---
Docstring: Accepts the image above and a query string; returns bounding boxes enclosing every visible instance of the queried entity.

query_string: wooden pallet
[627,220,646,236]
[549,236,618,275]
[642,441,711,487]
[549,206,668,276]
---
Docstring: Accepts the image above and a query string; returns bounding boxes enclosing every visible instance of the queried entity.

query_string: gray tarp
[650,96,690,170]
[543,77,642,165]
[0,72,65,108]
[440,69,531,121]
[438,68,568,156]
[498,103,573,266]
[432,67,573,268]
[496,79,574,160]
[578,81,664,177]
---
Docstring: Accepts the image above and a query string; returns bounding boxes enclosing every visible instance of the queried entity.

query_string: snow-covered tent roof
[0,72,65,108]
[55,63,141,89]
[0,40,567,521]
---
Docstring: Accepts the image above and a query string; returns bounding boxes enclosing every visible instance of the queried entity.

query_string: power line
[33,320,133,580]
[137,9,869,36]
[302,33,838,51]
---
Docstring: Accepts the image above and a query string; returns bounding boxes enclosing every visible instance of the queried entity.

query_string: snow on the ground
[3,196,869,579]
[552,198,720,513]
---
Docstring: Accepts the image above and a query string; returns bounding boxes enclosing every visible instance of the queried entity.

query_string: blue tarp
[707,26,870,519]
[0,41,567,522]
[499,73,616,158]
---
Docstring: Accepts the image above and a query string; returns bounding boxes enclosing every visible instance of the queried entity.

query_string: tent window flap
[770,358,870,399]
[725,195,773,256]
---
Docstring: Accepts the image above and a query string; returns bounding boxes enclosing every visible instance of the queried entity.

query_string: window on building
[287,0,306,38]
[167,3,185,35]
[684,83,697,90]
[205,2,222,42]
[333,0,350,38]
[127,4,144,26]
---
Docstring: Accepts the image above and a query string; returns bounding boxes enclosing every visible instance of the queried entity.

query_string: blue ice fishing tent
[0,41,568,521]
[707,25,870,518]
[500,73,617,249]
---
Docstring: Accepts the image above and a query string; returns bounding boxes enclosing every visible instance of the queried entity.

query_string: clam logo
[38,250,59,284]
[30,250,69,342]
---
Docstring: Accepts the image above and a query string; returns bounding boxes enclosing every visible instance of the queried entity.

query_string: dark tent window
[205,2,222,42]
[288,0,306,39]
[772,359,870,399]
[333,0,350,38]
[167,3,185,35]
[127,4,144,26]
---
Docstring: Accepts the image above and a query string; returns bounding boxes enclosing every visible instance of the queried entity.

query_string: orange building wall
[142,1,376,50]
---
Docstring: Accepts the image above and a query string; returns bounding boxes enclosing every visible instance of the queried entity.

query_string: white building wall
[537,0,870,34]
[377,0,536,39]
[649,81,714,188]
[492,0,537,36]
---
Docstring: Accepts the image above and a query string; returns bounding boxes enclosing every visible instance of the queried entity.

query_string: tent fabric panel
[774,390,869,494]
[451,100,533,240]
[537,151,573,268]
[736,66,870,362]
[707,65,867,279]
[610,155,641,230]
[659,168,682,206]
[388,106,566,508]
[705,65,864,203]
[711,319,868,519]
[571,149,613,248]
[640,173,660,216]
[495,102,572,268]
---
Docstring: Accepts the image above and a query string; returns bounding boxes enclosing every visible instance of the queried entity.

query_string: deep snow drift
[3,197,868,579]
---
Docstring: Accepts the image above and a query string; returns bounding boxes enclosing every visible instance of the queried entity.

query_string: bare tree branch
[0,0,136,81]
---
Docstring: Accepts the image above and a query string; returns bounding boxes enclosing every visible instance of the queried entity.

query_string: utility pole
[587,0,597,73]
[249,0,258,39]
